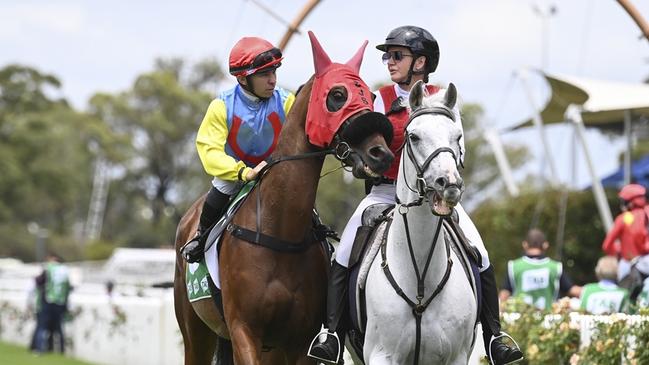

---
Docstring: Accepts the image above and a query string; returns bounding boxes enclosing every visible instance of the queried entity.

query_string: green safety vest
[508,256,561,310]
[45,263,70,305]
[579,281,629,314]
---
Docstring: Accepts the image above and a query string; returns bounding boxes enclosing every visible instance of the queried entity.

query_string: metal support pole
[484,129,519,196]
[517,69,560,186]
[567,106,613,231]
[624,110,632,184]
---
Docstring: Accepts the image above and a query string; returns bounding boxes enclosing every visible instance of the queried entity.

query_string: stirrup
[307,326,341,364]
[488,332,523,365]
[180,232,203,262]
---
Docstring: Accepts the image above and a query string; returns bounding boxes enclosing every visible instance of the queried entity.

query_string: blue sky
[2,0,649,189]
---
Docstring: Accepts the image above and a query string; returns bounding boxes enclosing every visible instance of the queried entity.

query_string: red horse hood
[305,31,373,148]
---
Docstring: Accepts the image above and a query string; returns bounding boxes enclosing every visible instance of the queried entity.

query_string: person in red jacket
[602,183,649,281]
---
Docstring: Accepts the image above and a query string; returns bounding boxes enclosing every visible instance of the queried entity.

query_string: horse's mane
[287,76,314,124]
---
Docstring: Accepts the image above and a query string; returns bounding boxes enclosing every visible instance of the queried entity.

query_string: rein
[380,105,461,365]
[229,139,351,252]
[380,208,453,365]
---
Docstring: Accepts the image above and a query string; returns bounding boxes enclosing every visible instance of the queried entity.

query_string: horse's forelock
[407,88,462,123]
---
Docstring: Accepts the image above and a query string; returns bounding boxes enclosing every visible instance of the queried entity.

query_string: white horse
[363,81,478,365]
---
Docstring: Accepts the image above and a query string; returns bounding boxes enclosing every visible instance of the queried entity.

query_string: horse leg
[229,322,262,365]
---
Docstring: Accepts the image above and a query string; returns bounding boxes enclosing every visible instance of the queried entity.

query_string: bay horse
[174,32,395,365]
[360,81,478,364]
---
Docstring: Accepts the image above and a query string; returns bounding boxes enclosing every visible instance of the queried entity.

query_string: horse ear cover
[340,111,394,146]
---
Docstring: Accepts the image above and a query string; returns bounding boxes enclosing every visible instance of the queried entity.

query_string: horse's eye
[333,90,345,101]
[409,133,420,142]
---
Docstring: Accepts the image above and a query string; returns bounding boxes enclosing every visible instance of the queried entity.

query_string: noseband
[399,106,463,207]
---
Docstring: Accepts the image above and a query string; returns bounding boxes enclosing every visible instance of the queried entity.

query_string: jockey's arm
[196,99,252,181]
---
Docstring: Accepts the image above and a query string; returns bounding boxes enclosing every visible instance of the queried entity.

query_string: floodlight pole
[517,69,560,186]
[567,106,613,231]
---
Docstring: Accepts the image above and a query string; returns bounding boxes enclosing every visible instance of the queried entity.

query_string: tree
[472,186,618,286]
[89,58,223,247]
[0,65,119,261]
[461,104,529,204]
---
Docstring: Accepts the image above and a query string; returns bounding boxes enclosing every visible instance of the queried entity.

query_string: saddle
[187,179,335,319]
[345,204,481,362]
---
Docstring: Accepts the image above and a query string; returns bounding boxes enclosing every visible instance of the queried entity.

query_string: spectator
[579,256,629,314]
[28,277,52,352]
[34,253,70,353]
[602,183,649,282]
[500,229,581,310]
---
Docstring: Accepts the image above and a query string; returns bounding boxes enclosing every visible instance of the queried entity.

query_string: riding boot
[480,265,523,365]
[180,187,230,263]
[308,261,349,365]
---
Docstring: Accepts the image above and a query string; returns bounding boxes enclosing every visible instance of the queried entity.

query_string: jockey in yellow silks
[181,36,295,263]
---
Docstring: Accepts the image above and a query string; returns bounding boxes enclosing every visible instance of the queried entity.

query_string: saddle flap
[204,182,256,252]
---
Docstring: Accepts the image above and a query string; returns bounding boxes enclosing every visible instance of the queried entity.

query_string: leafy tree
[472,186,618,286]
[89,58,222,247]
[461,104,529,202]
[0,65,118,261]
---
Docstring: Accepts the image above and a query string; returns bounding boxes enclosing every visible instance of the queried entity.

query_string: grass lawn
[0,341,96,365]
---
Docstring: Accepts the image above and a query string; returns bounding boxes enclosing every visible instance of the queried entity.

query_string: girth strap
[227,224,316,253]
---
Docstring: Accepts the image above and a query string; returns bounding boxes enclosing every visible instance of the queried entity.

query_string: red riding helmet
[619,183,647,207]
[229,37,283,77]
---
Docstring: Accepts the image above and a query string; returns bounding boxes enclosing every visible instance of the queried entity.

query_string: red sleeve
[602,216,624,256]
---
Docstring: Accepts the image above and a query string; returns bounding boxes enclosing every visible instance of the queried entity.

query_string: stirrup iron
[488,332,523,365]
[307,326,341,364]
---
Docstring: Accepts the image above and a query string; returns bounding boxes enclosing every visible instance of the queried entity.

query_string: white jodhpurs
[334,184,490,271]
[335,184,396,267]
[211,176,243,195]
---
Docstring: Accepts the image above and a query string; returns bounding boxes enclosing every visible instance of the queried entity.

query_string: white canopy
[510,71,649,131]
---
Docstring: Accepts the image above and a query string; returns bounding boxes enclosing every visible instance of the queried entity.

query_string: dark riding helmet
[376,25,440,74]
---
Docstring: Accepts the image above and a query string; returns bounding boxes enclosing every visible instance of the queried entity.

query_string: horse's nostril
[369,145,394,163]
[435,177,448,188]
[369,145,385,159]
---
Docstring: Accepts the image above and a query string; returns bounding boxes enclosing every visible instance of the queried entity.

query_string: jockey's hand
[246,161,268,181]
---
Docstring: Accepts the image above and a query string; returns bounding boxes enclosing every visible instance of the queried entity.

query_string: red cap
[229,37,283,77]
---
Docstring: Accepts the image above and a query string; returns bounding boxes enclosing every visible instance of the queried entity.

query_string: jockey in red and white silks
[334,83,490,272]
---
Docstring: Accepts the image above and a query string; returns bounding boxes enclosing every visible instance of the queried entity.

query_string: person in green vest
[34,253,71,353]
[499,229,581,310]
[579,256,629,314]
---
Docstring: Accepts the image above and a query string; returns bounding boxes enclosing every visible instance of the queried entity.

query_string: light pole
[532,3,557,70]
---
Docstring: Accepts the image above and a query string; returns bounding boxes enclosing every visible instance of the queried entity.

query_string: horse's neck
[389,171,447,281]
[388,204,446,274]
[257,80,323,240]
